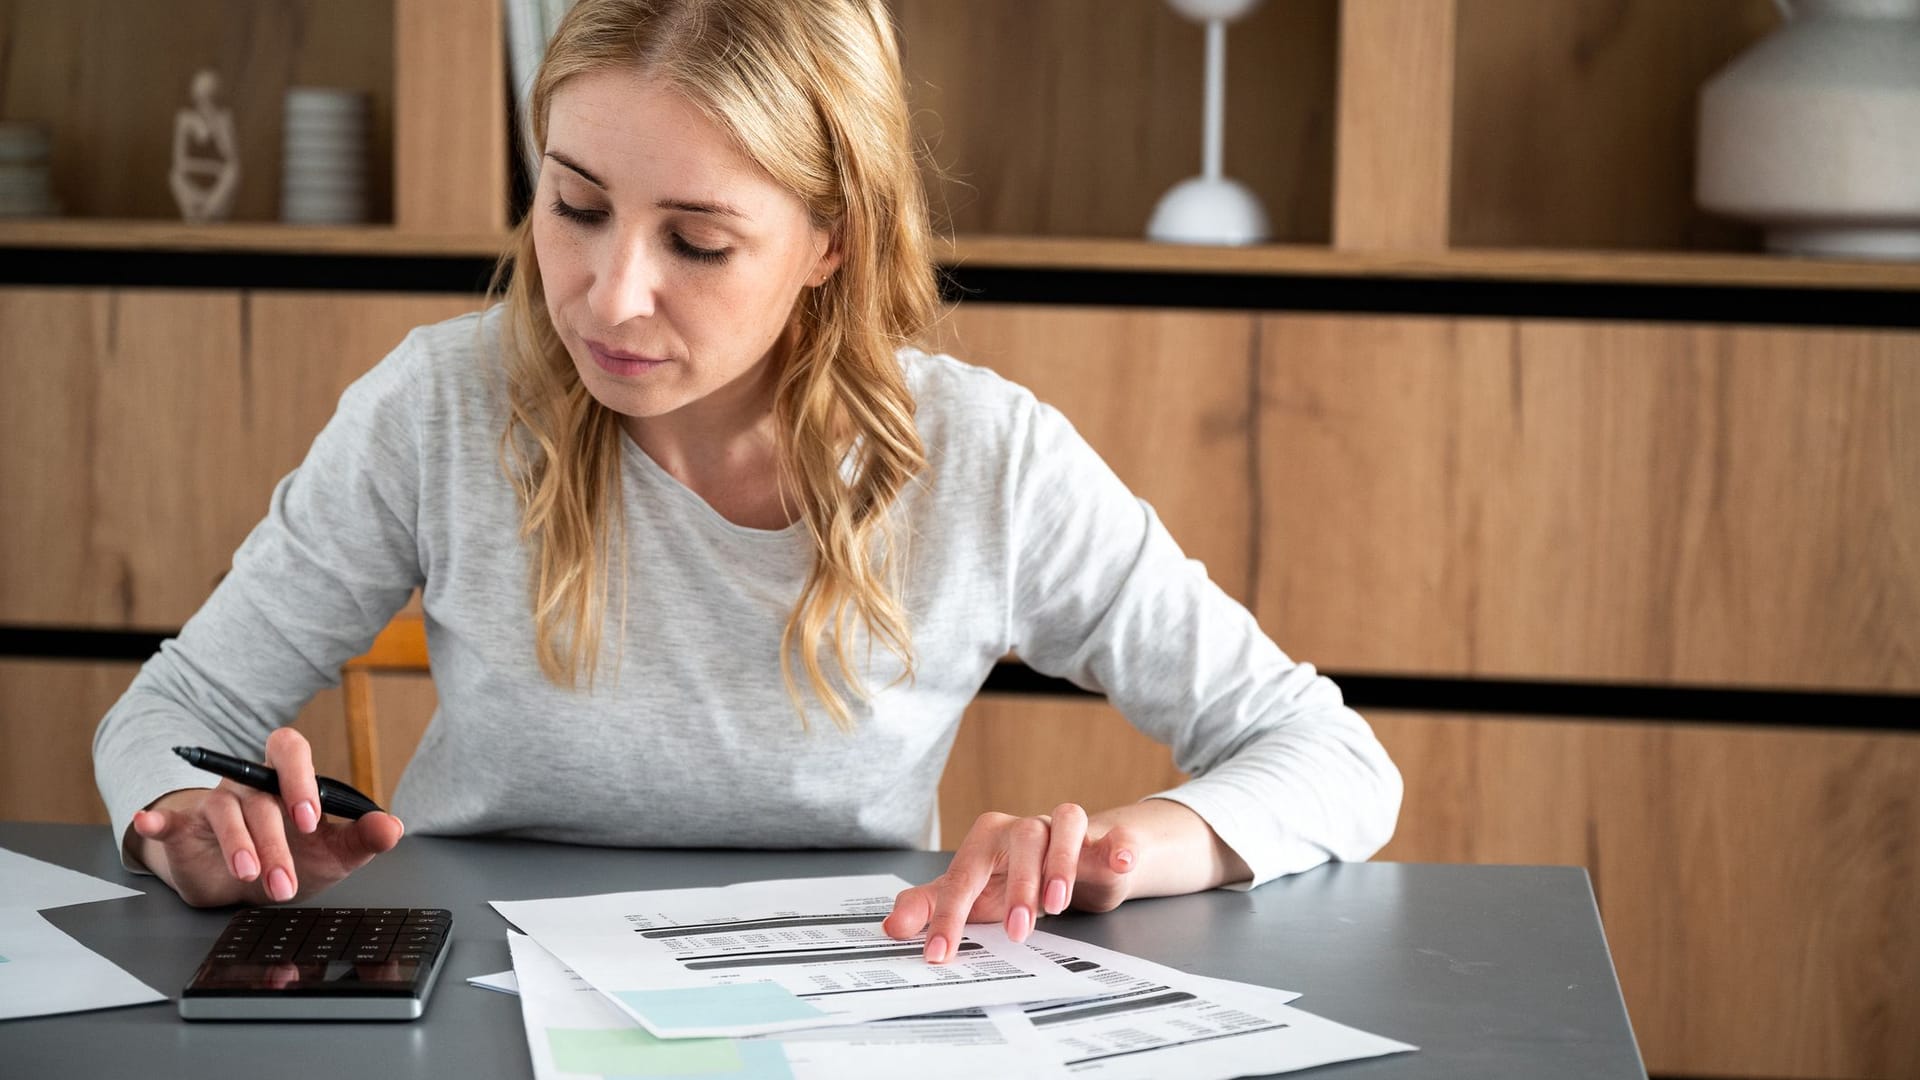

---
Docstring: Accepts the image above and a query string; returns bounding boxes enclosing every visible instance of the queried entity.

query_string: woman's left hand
[880,802,1139,963]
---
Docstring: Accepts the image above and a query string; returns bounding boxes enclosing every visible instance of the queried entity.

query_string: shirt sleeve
[91,330,430,873]
[1005,398,1403,889]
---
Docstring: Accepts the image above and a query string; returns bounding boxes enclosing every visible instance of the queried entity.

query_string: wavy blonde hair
[482,0,939,729]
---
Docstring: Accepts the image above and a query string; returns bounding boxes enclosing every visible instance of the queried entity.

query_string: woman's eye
[548,196,603,225]
[548,198,729,266]
[671,234,730,265]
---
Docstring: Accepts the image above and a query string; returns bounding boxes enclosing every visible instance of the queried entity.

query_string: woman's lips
[586,340,670,377]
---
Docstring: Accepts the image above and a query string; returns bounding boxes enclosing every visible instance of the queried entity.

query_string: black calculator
[179,906,453,1020]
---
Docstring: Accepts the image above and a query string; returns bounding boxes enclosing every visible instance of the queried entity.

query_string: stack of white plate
[0,122,59,217]
[282,87,369,225]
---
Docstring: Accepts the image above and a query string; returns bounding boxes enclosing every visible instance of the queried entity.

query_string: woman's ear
[810,229,845,287]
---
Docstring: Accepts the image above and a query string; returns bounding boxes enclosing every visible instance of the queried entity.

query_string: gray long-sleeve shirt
[93,304,1402,886]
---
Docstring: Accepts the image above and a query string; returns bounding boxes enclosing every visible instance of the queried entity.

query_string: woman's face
[533,69,840,429]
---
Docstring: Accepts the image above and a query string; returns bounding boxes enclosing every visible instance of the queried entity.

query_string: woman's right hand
[126,727,405,908]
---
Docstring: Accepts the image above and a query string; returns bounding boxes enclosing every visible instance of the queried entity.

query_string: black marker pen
[172,745,385,820]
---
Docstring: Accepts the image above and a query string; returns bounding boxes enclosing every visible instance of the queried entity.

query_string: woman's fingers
[200,788,260,885]
[1071,824,1142,913]
[881,885,934,941]
[131,807,171,841]
[236,787,298,902]
[264,727,321,835]
[329,811,405,866]
[922,814,1009,963]
[1042,803,1087,916]
[999,814,1052,942]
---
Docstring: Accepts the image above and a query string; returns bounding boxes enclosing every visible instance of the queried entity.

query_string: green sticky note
[546,1026,743,1075]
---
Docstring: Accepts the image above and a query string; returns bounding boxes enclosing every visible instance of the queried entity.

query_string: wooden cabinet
[1255,314,1920,691]
[1372,710,1920,1079]
[0,288,482,628]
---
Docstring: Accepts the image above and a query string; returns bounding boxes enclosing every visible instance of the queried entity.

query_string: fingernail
[233,850,259,880]
[1116,850,1134,870]
[925,935,947,963]
[294,801,318,834]
[1007,905,1032,941]
[1044,878,1068,914]
[268,868,294,902]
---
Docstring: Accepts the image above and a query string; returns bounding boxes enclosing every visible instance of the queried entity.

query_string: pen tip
[172,746,191,758]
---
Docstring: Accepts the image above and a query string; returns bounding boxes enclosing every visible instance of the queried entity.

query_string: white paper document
[492,874,1094,1037]
[506,931,1064,1079]
[0,906,167,1020]
[0,846,143,911]
[996,931,1416,1078]
[469,969,521,995]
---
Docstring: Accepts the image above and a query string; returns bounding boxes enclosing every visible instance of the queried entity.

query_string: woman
[94,0,1401,961]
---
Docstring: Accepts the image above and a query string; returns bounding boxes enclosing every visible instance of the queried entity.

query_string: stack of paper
[480,874,1415,1079]
[0,846,167,1019]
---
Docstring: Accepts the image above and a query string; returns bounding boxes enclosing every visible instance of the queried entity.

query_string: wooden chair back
[339,612,429,806]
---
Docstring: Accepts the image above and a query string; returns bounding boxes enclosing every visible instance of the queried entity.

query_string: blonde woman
[95,0,1401,961]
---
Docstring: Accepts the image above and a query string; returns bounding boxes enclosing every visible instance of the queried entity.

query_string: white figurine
[170,69,240,223]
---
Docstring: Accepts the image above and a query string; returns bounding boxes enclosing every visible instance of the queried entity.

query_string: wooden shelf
[0,218,510,258]
[7,220,1920,293]
[943,235,1920,292]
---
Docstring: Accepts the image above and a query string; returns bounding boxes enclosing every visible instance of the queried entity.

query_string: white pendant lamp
[1147,0,1271,245]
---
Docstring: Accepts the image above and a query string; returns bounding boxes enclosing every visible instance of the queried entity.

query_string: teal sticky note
[615,983,826,1031]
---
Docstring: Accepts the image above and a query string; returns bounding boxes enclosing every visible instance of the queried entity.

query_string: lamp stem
[1203,17,1226,181]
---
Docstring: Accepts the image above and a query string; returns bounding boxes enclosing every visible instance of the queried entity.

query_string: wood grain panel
[0,0,394,223]
[394,0,507,233]
[0,288,483,629]
[1371,710,1920,1079]
[1451,0,1777,250]
[892,0,1336,241]
[243,292,483,498]
[1332,0,1455,251]
[1255,313,1920,692]
[0,287,247,626]
[921,304,1258,605]
[0,660,137,825]
[938,694,1184,850]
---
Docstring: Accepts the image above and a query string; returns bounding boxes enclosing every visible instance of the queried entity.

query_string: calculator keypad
[213,908,451,967]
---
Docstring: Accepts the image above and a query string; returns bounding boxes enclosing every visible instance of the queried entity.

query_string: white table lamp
[1148,0,1270,245]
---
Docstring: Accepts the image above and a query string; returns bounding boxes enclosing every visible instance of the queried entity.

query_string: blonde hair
[482,0,939,730]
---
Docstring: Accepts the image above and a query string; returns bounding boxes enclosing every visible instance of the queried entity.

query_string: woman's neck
[622,347,794,529]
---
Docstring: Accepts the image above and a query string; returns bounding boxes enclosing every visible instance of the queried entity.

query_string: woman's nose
[587,235,660,325]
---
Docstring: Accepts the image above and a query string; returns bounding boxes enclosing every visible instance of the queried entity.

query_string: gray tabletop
[0,823,1643,1078]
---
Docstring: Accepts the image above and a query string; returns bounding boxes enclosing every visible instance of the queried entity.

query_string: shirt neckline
[617,426,805,542]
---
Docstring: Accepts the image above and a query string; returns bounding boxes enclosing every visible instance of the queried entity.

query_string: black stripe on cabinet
[4,246,1918,329]
[5,624,1911,733]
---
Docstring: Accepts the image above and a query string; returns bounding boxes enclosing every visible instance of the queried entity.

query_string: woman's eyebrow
[545,149,749,219]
